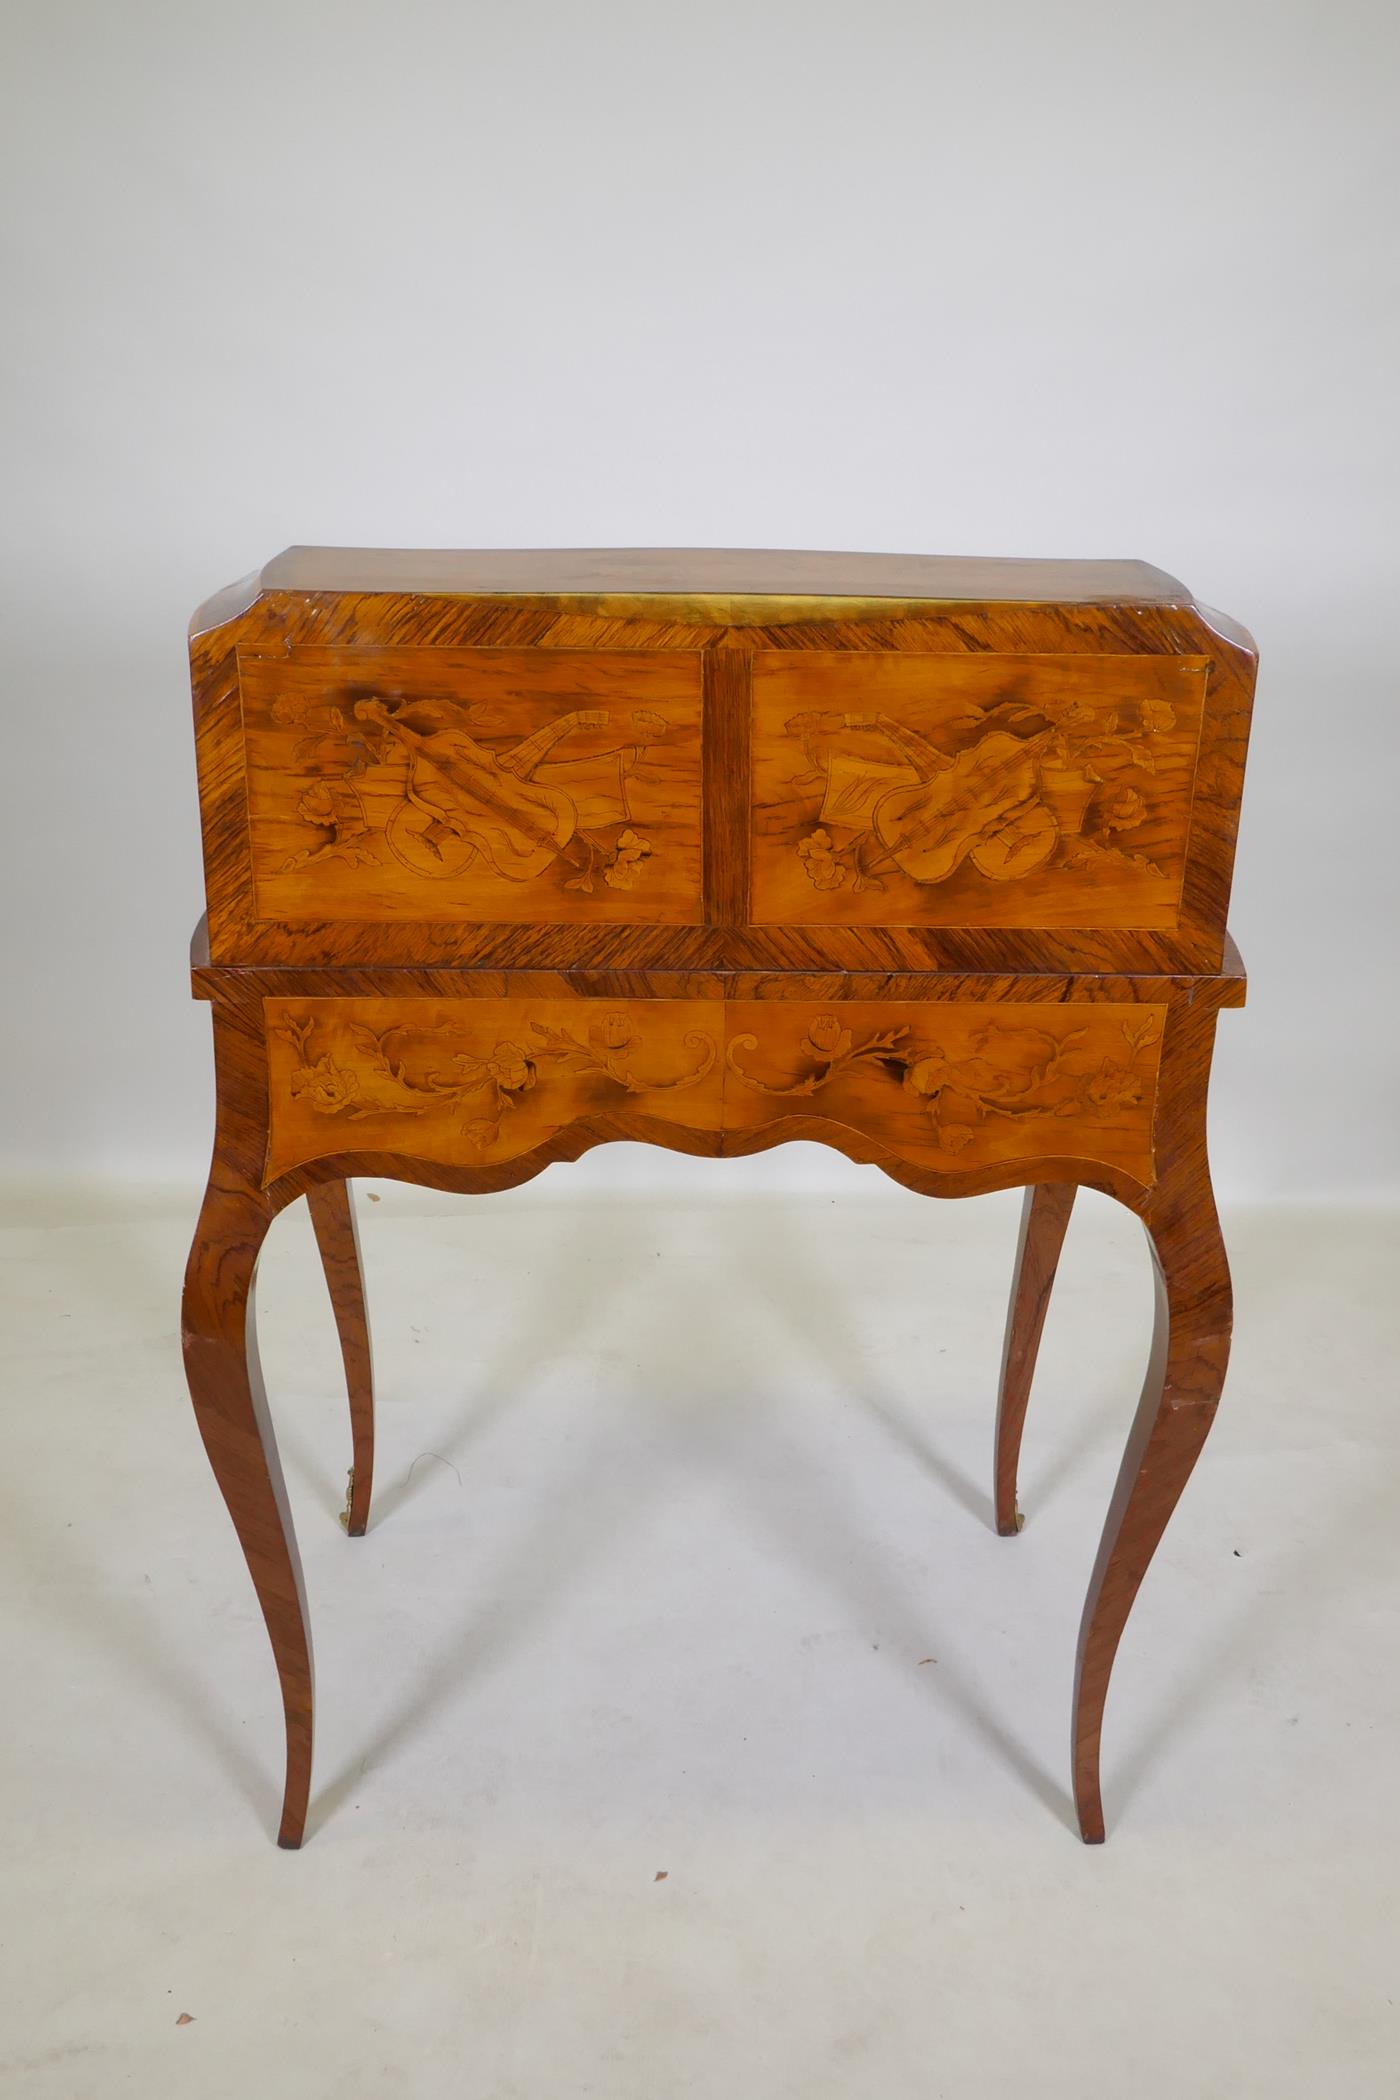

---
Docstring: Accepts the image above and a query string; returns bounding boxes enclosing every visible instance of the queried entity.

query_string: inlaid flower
[797,829,847,891]
[801,1014,852,1063]
[591,1011,638,1053]
[1086,1060,1143,1108]
[1038,693,1099,728]
[296,1055,361,1115]
[294,781,338,828]
[603,829,653,889]
[1099,786,1147,832]
[488,1043,536,1093]
[1140,699,1177,734]
[939,1124,977,1153]
[902,1053,949,1099]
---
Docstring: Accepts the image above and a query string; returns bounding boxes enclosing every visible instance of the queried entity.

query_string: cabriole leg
[307,1180,375,1536]
[995,1183,1077,1536]
[1072,1010,1231,1843]
[183,1174,314,1848]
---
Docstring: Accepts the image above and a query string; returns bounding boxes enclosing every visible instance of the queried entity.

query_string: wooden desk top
[267,544,1189,601]
[190,546,1235,637]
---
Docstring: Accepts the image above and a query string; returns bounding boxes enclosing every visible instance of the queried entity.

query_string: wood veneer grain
[183,551,1255,1847]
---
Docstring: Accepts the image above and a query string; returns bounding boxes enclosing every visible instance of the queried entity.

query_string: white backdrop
[2,0,1396,1199]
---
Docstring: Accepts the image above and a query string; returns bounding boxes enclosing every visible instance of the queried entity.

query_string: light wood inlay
[264,996,722,1181]
[265,994,1163,1186]
[241,647,704,927]
[724,1000,1163,1181]
[185,549,1255,1849]
[750,652,1207,930]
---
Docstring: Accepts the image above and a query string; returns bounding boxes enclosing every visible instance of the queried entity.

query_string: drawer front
[264,996,723,1181]
[750,652,1208,932]
[240,646,704,928]
[264,994,1163,1187]
[725,1000,1164,1179]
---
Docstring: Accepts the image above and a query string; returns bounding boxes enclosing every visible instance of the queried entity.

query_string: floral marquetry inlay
[727,1004,1163,1164]
[263,998,723,1182]
[724,1000,1166,1181]
[263,995,1167,1188]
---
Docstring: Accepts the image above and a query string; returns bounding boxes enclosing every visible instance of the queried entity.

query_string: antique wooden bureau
[183,547,1255,1846]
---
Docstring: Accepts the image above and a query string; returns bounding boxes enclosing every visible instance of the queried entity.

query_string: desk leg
[183,1176,314,1848]
[995,1184,1076,1536]
[1072,1013,1231,1842]
[307,1181,374,1537]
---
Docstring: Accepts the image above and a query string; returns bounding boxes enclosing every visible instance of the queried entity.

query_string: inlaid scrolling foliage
[750,652,1209,932]
[728,1007,1162,1154]
[272,1008,718,1154]
[723,1000,1166,1179]
[263,995,1167,1184]
[240,648,705,927]
[262,997,723,1181]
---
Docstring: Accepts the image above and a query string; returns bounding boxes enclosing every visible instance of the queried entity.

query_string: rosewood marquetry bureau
[183,547,1255,1846]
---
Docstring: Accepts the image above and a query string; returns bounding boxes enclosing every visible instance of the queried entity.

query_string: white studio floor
[2,1170,1398,2099]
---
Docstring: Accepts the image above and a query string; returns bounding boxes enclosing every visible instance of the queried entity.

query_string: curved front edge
[266,1118,726,1208]
[268,1131,1146,1214]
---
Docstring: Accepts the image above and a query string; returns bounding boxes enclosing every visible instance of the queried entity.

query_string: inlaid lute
[872,728,1059,884]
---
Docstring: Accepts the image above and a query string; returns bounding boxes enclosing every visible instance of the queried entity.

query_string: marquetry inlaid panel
[263,996,723,1181]
[724,999,1164,1178]
[749,652,1208,931]
[240,648,704,927]
[263,995,1164,1186]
